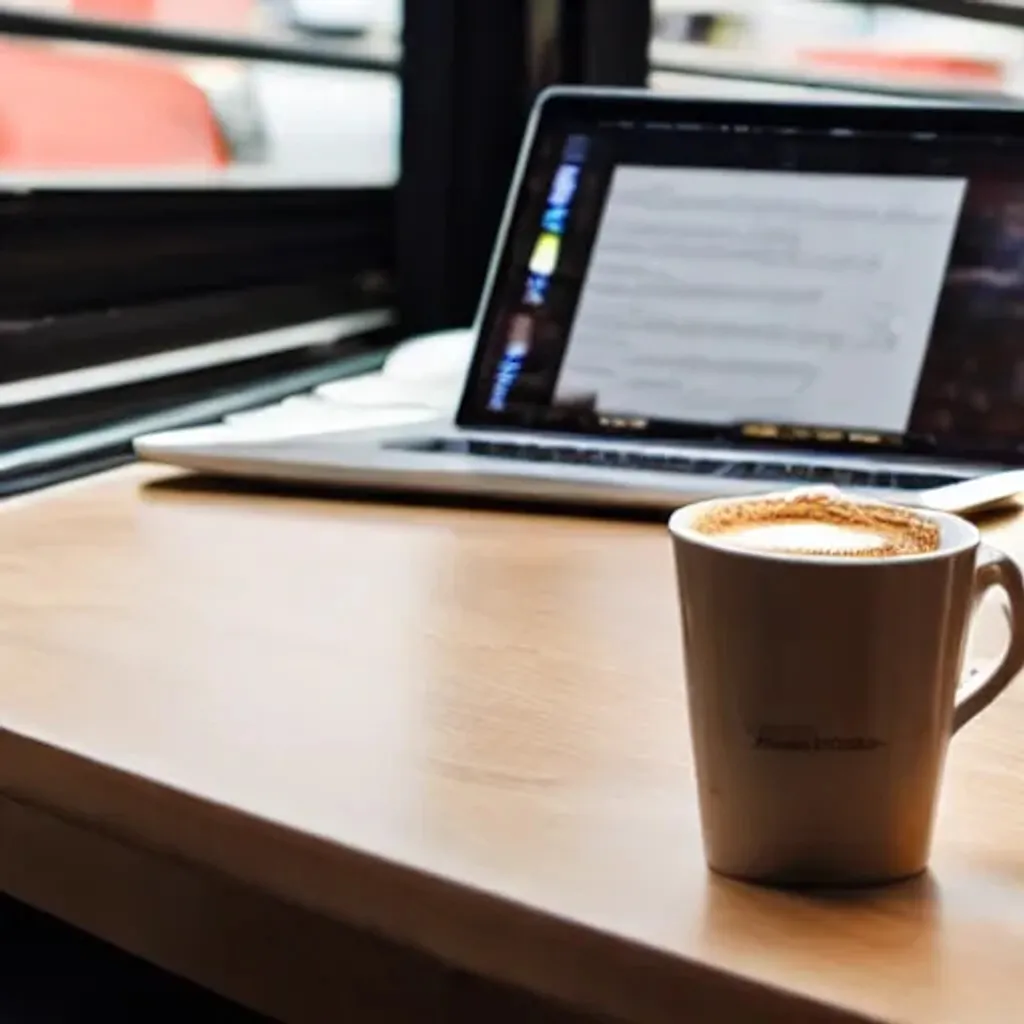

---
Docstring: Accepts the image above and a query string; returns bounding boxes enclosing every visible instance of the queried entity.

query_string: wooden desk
[1,465,1023,1024]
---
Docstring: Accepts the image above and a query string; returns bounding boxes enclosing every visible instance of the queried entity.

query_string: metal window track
[0,347,390,499]
[0,8,400,72]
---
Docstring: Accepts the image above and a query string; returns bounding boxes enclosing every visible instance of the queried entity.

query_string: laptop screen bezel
[454,87,1024,465]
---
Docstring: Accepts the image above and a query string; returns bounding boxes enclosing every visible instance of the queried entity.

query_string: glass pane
[650,0,1024,101]
[0,34,399,185]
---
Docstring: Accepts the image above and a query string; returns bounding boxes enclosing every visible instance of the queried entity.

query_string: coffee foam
[690,487,941,559]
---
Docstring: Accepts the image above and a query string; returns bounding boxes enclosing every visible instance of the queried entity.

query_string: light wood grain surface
[1,465,1024,1024]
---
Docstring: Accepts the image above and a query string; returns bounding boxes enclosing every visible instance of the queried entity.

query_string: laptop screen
[458,90,1024,466]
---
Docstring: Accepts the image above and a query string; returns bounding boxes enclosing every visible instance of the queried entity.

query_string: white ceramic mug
[668,500,1024,886]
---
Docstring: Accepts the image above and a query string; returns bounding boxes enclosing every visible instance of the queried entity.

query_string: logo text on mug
[753,725,886,752]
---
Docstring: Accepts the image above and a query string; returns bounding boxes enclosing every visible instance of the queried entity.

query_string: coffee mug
[668,499,1024,886]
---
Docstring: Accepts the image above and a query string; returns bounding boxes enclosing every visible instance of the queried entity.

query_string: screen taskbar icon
[547,163,579,209]
[527,146,588,304]
[523,271,550,305]
[541,205,569,234]
[562,134,590,164]
[487,316,533,411]
[529,233,560,276]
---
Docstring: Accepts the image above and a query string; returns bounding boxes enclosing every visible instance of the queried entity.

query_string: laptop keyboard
[405,438,960,491]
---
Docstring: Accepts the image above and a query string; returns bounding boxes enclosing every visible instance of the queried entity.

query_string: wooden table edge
[0,726,882,1024]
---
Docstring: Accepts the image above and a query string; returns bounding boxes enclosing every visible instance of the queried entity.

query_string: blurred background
[2,0,1024,186]
[0,0,401,184]
[1,0,1023,493]
[649,0,1024,99]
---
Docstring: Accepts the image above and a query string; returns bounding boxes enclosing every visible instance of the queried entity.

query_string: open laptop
[137,87,1024,512]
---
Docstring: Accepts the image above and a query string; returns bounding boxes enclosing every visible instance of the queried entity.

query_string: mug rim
[668,496,979,567]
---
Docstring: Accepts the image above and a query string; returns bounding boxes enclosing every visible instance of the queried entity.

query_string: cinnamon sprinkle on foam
[692,491,941,558]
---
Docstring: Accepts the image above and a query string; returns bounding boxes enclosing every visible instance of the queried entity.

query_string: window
[0,1,400,183]
[0,0,400,496]
[650,0,1024,103]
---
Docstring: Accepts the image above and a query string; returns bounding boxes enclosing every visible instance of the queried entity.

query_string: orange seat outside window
[0,41,230,170]
[74,0,256,34]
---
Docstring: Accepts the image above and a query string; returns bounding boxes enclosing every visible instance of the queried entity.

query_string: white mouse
[382,328,475,384]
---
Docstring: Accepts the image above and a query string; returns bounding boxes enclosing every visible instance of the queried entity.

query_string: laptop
[136,87,1024,512]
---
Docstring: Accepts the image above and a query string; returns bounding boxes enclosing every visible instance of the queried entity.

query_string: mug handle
[953,544,1024,734]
